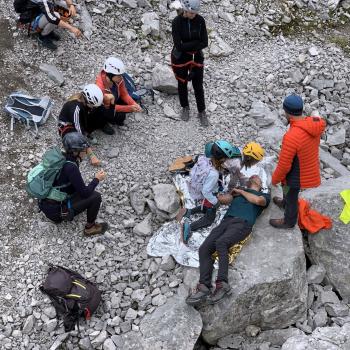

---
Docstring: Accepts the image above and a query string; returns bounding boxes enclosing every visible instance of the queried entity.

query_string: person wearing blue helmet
[176,140,235,244]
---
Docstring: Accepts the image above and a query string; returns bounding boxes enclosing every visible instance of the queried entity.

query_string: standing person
[171,0,209,126]
[38,132,109,236]
[186,175,270,306]
[222,142,265,190]
[270,94,326,229]
[95,57,142,134]
[176,140,237,243]
[58,84,104,166]
[16,0,81,50]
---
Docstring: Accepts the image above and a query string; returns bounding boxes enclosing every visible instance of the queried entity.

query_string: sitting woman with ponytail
[58,84,106,166]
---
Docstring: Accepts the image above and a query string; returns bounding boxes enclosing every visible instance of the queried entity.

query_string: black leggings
[199,217,252,287]
[39,191,102,224]
[190,206,216,232]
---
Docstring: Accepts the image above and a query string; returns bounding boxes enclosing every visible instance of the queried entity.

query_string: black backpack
[14,0,29,13]
[40,265,102,332]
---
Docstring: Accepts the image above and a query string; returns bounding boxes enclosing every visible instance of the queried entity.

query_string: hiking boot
[176,208,191,222]
[84,222,109,237]
[102,123,115,135]
[37,34,57,50]
[181,107,190,121]
[181,220,192,244]
[208,281,232,304]
[269,218,294,229]
[48,31,61,41]
[186,283,211,306]
[198,111,209,127]
[273,196,285,209]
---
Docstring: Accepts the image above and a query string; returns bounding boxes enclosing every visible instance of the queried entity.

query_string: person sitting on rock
[176,140,238,243]
[95,57,142,135]
[222,142,265,191]
[269,94,326,229]
[17,0,81,50]
[58,84,105,166]
[186,175,270,306]
[39,132,109,236]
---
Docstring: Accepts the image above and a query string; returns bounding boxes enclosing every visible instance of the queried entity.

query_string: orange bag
[298,198,332,234]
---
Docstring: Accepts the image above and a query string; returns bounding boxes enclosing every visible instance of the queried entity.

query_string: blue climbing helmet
[204,142,214,158]
[214,140,241,159]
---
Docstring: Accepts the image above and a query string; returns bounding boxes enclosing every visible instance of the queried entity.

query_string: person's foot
[269,218,295,229]
[181,107,190,121]
[181,220,192,244]
[176,208,190,222]
[47,31,61,41]
[186,283,211,306]
[273,196,285,209]
[37,34,57,50]
[207,281,232,304]
[102,123,115,135]
[84,222,109,237]
[198,111,209,127]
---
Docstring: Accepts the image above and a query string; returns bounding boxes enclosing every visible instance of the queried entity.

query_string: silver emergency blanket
[147,157,275,268]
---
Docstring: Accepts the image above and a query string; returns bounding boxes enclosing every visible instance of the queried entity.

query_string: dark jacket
[19,0,61,25]
[171,14,208,64]
[272,116,326,189]
[58,100,90,136]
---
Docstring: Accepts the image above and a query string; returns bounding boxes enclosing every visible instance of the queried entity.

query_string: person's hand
[71,27,81,38]
[231,188,244,196]
[90,155,101,166]
[95,170,106,181]
[104,93,115,106]
[217,194,233,205]
[130,104,142,112]
[68,4,77,17]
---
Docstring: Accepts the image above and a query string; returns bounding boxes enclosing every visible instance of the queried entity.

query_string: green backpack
[26,146,73,202]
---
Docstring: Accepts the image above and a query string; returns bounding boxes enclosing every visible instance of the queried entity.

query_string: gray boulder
[141,12,159,37]
[152,184,180,214]
[117,296,202,350]
[39,63,64,86]
[307,264,326,284]
[301,176,350,301]
[129,185,146,215]
[152,64,178,94]
[133,213,153,236]
[281,323,350,350]
[185,196,307,344]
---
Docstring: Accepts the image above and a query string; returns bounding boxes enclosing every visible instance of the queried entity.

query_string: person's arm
[65,163,99,198]
[272,134,297,186]
[72,105,83,134]
[65,0,77,17]
[232,188,266,206]
[115,82,141,113]
[201,170,219,205]
[172,17,201,52]
[191,17,208,51]
[57,19,81,37]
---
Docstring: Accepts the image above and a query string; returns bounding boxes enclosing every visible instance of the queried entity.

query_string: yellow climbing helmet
[243,142,265,161]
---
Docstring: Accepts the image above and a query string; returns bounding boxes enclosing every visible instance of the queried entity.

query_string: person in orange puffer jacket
[270,94,326,229]
[95,57,142,135]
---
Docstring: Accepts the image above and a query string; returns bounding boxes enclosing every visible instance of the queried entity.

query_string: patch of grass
[329,34,350,53]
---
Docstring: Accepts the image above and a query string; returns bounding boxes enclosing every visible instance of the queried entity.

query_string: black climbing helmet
[62,132,90,153]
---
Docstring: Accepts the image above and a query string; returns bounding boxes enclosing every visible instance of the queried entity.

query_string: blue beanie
[283,95,303,116]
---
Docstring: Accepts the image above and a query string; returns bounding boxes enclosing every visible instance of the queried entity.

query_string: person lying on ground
[17,0,81,50]
[269,94,326,229]
[186,175,270,306]
[58,84,105,166]
[176,140,238,243]
[222,142,265,190]
[95,57,142,135]
[38,132,109,237]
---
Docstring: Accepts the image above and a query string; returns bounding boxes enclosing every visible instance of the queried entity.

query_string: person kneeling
[186,175,270,306]
[39,132,108,236]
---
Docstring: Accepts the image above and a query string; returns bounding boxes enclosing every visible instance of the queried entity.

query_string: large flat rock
[184,190,307,344]
[301,176,350,301]
[116,296,202,350]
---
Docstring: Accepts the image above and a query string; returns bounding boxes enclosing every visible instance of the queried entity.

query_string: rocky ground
[1,0,350,349]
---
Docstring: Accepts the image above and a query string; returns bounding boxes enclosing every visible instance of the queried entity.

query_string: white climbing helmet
[181,0,200,13]
[82,84,103,107]
[104,57,126,75]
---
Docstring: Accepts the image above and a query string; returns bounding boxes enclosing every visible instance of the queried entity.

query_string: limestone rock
[325,303,350,317]
[141,12,159,37]
[281,323,350,350]
[22,315,35,334]
[326,126,346,146]
[152,64,178,94]
[302,176,350,301]
[129,185,146,215]
[39,64,64,86]
[133,213,153,236]
[186,191,307,344]
[307,264,326,284]
[152,184,180,214]
[209,33,234,57]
